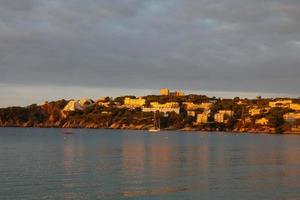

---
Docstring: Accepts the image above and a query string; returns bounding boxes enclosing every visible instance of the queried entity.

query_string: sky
[1,0,300,107]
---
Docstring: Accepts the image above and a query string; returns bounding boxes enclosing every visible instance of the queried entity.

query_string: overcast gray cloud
[1,0,300,105]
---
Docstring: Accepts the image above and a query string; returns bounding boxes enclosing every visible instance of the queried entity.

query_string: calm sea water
[1,128,300,200]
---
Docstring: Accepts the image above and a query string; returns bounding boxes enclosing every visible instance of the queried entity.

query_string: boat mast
[153,111,160,129]
[158,114,160,129]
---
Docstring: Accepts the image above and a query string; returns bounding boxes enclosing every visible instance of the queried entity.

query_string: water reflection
[117,134,300,198]
[62,137,76,200]
[56,132,300,199]
[62,135,87,199]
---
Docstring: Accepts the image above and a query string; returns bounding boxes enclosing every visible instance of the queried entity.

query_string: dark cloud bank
[1,0,300,97]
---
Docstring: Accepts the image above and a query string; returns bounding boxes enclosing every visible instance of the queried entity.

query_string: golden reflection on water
[122,185,189,197]
[62,136,86,199]
[58,133,300,199]
[63,139,73,177]
[117,135,300,198]
[120,136,147,196]
[119,136,212,197]
[242,138,300,191]
[122,139,146,175]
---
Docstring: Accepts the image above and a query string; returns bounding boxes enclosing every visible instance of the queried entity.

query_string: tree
[267,108,287,134]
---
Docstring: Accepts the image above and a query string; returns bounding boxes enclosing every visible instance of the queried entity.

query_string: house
[183,102,213,111]
[124,97,146,108]
[269,100,300,111]
[150,102,179,108]
[249,108,261,116]
[172,90,185,96]
[63,98,94,112]
[269,100,293,108]
[142,107,180,114]
[196,113,209,124]
[255,118,269,125]
[248,107,270,116]
[97,102,110,107]
[142,101,180,114]
[61,98,94,119]
[290,103,300,111]
[214,110,233,123]
[63,100,84,112]
[283,112,300,122]
[78,98,94,106]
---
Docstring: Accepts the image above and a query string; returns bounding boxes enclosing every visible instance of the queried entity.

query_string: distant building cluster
[59,89,300,133]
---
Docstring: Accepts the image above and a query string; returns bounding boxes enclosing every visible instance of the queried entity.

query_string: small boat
[149,128,161,133]
[63,131,74,135]
[149,112,161,133]
[62,129,75,134]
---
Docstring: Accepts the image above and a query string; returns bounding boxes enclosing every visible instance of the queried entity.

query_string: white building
[63,98,94,112]
[142,107,180,114]
[284,112,300,122]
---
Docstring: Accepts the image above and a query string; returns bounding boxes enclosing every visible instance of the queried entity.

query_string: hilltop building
[172,90,185,96]
[160,88,170,96]
[159,88,185,96]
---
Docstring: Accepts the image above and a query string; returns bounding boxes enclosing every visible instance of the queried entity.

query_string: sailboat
[149,112,161,132]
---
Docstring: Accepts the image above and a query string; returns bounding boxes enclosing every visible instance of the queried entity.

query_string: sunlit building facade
[124,97,146,108]
[214,110,233,123]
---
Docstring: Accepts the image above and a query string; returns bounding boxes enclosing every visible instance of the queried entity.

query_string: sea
[0,128,300,200]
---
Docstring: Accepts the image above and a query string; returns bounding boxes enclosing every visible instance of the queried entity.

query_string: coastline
[1,95,300,136]
[1,125,299,135]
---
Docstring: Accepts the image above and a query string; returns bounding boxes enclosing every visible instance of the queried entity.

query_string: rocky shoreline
[0,123,288,135]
